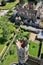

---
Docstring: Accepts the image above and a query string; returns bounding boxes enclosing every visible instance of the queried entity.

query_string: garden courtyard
[0,0,19,9]
[0,0,43,65]
[0,40,40,65]
[0,11,41,65]
[0,32,39,65]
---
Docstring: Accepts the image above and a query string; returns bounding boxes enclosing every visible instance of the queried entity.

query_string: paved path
[29,33,37,42]
[0,10,9,17]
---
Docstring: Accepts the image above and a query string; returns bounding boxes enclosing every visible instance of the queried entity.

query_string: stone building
[16,39,29,65]
[40,59,43,65]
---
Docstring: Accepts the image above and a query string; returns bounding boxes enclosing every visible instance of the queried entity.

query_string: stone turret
[16,39,29,65]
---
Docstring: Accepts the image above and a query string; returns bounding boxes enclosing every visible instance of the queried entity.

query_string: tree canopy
[1,0,6,6]
[20,0,28,4]
[15,29,30,42]
[0,21,16,42]
[8,0,15,2]
[19,0,38,4]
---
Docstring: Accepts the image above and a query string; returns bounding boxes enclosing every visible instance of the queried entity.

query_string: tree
[28,0,38,5]
[8,0,15,2]
[15,29,30,41]
[20,0,28,4]
[34,0,38,5]
[0,21,16,42]
[1,0,6,6]
[0,28,3,40]
[10,14,15,22]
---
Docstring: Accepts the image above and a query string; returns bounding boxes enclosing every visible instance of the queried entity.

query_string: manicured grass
[0,44,6,53]
[0,0,19,9]
[29,41,40,58]
[0,0,2,2]
[0,44,18,65]
[23,31,30,36]
[0,41,40,65]
[41,43,43,53]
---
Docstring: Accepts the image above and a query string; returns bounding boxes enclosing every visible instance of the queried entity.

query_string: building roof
[15,3,37,20]
[37,31,43,40]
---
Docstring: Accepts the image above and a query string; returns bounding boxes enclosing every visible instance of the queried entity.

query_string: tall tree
[28,0,38,5]
[1,0,6,6]
[0,21,16,41]
[20,0,28,4]
[8,0,15,2]
[0,28,3,39]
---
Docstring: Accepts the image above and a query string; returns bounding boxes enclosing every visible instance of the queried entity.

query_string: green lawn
[0,0,2,2]
[29,41,40,58]
[0,44,18,65]
[41,43,43,53]
[0,40,40,65]
[23,31,30,36]
[0,44,6,53]
[0,0,19,9]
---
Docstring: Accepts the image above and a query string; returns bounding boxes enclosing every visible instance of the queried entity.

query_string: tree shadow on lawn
[0,38,7,44]
[0,4,3,7]
[7,0,15,3]
[41,53,43,59]
[0,4,6,7]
